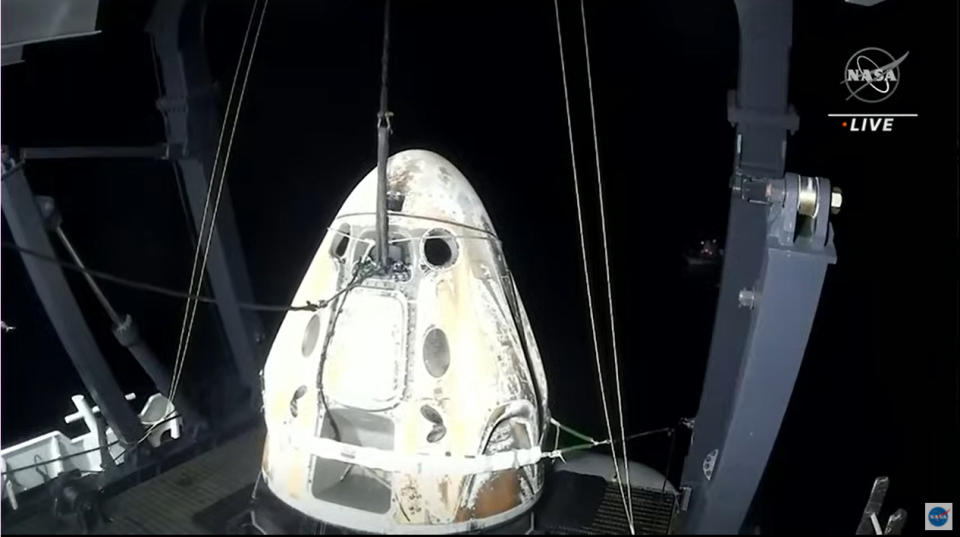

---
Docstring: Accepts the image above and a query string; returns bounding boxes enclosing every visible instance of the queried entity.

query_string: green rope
[550,418,599,445]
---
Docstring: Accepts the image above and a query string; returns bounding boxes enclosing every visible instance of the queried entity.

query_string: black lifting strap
[375,0,393,271]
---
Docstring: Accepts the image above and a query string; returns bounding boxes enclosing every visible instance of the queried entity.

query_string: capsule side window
[422,327,450,377]
[330,223,351,260]
[421,228,459,269]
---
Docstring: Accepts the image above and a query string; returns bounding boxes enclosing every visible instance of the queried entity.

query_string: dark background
[1,0,956,533]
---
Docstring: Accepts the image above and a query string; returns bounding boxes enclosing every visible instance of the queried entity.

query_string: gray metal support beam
[18,144,174,160]
[728,0,797,178]
[146,0,265,400]
[677,173,838,534]
[675,1,844,532]
[1,159,145,446]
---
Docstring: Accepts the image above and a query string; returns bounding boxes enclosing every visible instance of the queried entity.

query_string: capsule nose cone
[338,149,497,236]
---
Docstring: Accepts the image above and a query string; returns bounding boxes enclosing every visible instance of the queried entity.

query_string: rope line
[326,227,499,246]
[0,242,342,312]
[315,260,377,442]
[543,421,673,459]
[1,442,118,476]
[169,0,260,404]
[550,417,599,445]
[579,0,634,531]
[552,0,632,525]
[1,412,182,477]
[170,0,269,405]
[333,211,499,239]
[547,429,674,458]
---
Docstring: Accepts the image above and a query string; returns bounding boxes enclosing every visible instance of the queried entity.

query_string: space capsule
[259,150,550,533]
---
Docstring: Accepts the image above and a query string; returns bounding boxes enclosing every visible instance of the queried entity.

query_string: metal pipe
[797,175,819,217]
[65,393,137,424]
[18,144,171,160]
[376,126,389,270]
[53,214,202,430]
[54,227,122,326]
[375,0,392,271]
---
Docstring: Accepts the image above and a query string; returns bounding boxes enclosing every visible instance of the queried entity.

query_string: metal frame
[1,0,263,452]
[147,0,266,401]
[3,0,843,531]
[17,145,174,160]
[676,0,840,533]
[1,159,145,446]
[0,392,181,510]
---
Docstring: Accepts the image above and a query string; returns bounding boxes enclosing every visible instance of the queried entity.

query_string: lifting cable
[548,419,673,460]
[579,0,635,528]
[315,257,378,442]
[168,0,269,411]
[318,0,394,441]
[375,0,393,270]
[553,0,634,531]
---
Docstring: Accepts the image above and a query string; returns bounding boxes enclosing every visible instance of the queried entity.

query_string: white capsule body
[260,150,549,533]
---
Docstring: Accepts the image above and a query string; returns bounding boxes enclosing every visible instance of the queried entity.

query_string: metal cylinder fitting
[797,176,819,217]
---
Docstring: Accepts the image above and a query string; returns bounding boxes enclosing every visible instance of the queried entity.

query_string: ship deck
[1,426,676,535]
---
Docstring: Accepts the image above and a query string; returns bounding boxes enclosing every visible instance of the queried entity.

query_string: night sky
[1,0,957,534]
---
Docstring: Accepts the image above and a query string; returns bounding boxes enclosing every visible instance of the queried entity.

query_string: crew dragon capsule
[259,150,550,533]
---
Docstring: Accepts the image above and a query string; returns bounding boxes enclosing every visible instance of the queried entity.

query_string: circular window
[422,228,458,269]
[422,327,450,377]
[302,314,321,356]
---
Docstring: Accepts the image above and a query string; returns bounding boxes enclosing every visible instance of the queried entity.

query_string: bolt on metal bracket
[738,288,757,309]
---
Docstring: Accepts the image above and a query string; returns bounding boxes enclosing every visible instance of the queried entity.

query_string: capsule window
[354,230,379,265]
[422,228,458,269]
[302,314,321,356]
[331,224,351,260]
[312,409,394,513]
[387,233,412,267]
[422,327,450,377]
[290,385,307,417]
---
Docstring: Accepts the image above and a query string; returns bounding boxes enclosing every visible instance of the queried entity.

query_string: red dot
[842,121,848,127]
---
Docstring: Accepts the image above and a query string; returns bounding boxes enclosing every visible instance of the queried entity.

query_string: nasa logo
[828,47,917,133]
[843,47,909,103]
[925,503,952,531]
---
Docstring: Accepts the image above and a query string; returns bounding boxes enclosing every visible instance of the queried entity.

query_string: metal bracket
[678,486,693,512]
[733,173,836,250]
[855,477,908,535]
